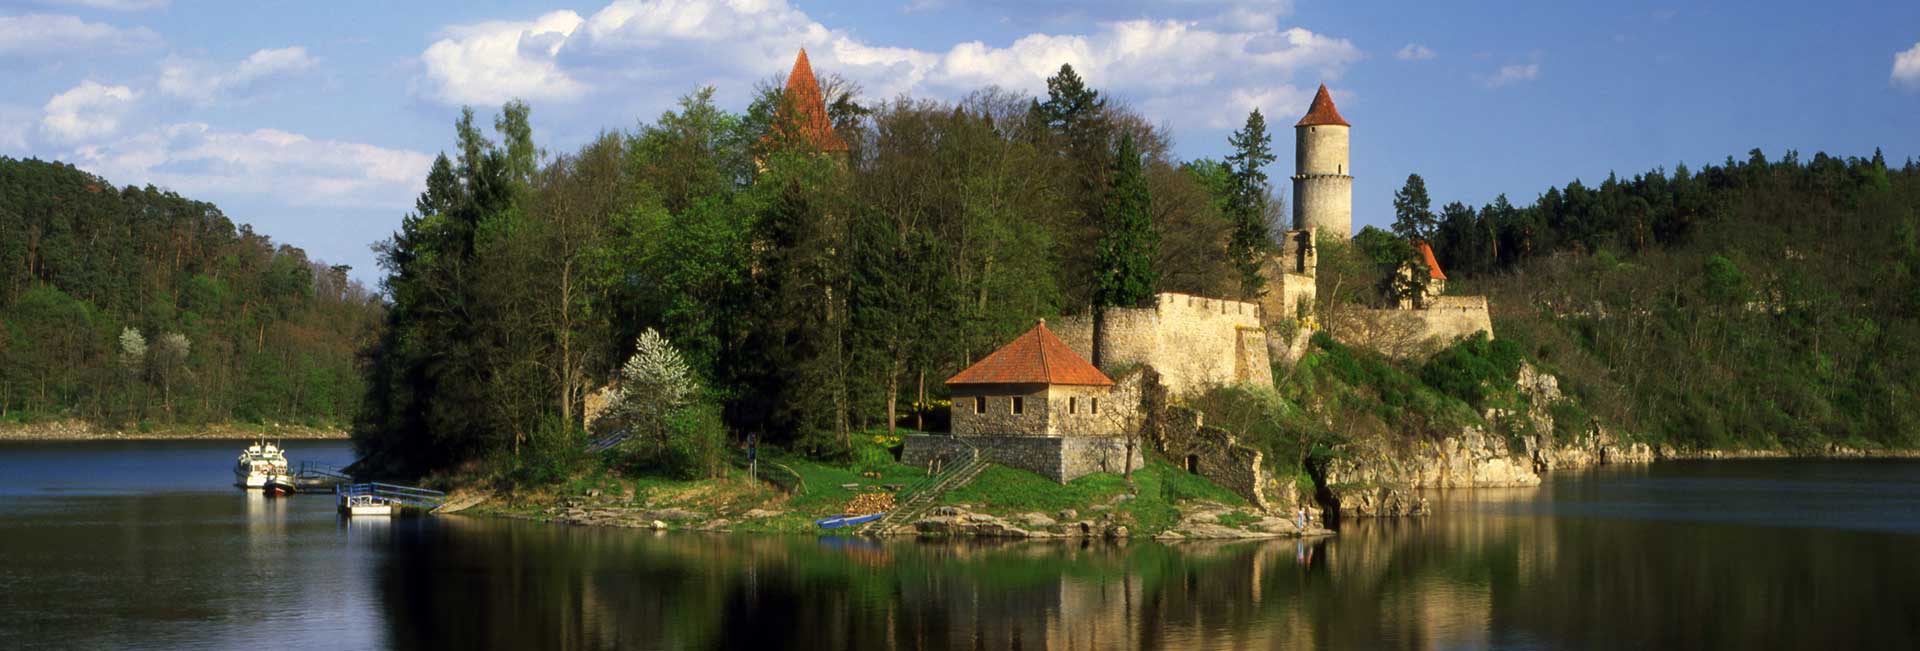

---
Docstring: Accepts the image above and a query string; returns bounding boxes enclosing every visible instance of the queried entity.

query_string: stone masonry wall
[901,434,1140,483]
[1337,295,1493,359]
[1047,372,1142,438]
[1097,293,1273,397]
[1052,314,1096,363]
[950,383,1051,437]
[1153,405,1272,510]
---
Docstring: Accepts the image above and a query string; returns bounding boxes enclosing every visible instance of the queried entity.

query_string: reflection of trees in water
[370,508,1920,650]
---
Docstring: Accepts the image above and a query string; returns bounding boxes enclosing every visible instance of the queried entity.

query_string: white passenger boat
[234,441,290,489]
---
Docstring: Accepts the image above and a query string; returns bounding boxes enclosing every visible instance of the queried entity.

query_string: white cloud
[0,13,161,57]
[1396,43,1435,61]
[66,123,435,208]
[33,0,170,10]
[1893,42,1920,91]
[159,46,321,103]
[420,10,588,105]
[41,80,140,143]
[1483,62,1540,88]
[416,0,1361,133]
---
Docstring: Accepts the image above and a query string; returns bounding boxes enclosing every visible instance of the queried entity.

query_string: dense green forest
[0,158,382,428]
[354,66,1283,477]
[1404,150,1920,449]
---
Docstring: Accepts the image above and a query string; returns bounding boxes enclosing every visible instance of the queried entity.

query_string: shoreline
[0,419,349,441]
[1653,446,1920,461]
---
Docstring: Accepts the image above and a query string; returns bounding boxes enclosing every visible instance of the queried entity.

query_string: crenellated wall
[1336,296,1493,359]
[1095,293,1273,397]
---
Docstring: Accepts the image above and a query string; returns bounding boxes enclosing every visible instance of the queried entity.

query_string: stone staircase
[858,452,989,536]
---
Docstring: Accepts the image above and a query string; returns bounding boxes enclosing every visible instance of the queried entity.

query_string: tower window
[1011,397,1024,415]
[973,396,986,414]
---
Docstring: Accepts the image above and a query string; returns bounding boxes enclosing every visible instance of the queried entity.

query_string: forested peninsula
[5,62,1916,530]
[1,158,380,436]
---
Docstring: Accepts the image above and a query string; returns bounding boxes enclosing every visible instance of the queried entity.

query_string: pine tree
[1225,109,1277,298]
[1094,135,1159,307]
[1392,173,1436,242]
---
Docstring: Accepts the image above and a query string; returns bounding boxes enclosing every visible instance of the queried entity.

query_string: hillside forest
[0,158,383,428]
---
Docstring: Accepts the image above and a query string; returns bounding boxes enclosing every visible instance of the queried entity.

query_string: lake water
[2,440,1917,650]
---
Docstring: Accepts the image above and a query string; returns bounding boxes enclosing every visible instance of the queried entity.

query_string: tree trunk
[915,369,925,431]
[885,369,898,434]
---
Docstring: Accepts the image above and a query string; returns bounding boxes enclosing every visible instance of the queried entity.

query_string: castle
[898,76,1490,504]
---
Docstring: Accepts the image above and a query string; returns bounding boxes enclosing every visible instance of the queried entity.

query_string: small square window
[1069,397,1078,414]
[973,396,986,414]
[1011,396,1024,415]
[1091,398,1100,414]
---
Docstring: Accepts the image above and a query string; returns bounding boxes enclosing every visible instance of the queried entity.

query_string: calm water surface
[2,440,1917,650]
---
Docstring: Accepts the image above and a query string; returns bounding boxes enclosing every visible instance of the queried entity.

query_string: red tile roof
[1295,84,1349,127]
[1414,240,1447,280]
[946,321,1113,387]
[776,48,849,153]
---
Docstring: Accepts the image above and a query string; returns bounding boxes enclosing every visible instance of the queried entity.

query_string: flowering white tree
[608,329,698,446]
[151,332,191,416]
[117,328,146,374]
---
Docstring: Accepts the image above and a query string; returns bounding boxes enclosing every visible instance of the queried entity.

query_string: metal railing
[295,461,351,481]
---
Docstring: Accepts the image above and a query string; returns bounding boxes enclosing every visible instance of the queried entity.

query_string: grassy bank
[456,428,1259,537]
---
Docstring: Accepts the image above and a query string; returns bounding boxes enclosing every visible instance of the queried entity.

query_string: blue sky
[4,0,1918,285]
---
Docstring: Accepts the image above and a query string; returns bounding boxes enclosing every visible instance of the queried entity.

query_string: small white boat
[234,441,290,489]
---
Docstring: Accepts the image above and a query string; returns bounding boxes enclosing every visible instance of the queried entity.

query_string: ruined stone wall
[1097,293,1272,397]
[949,383,1051,437]
[1153,405,1272,510]
[1336,296,1493,359]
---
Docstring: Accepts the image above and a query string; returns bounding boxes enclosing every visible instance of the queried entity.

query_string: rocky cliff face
[1322,426,1538,516]
[1319,364,1653,517]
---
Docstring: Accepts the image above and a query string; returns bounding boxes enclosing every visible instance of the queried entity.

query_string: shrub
[509,417,589,486]
[1419,333,1527,408]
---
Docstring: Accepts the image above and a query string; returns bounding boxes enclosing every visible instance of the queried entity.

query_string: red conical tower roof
[946,321,1113,387]
[1414,240,1447,280]
[777,48,848,152]
[1295,84,1349,127]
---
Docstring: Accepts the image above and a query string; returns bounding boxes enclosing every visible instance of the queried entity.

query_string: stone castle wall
[1097,293,1272,396]
[1336,295,1493,359]
[1051,314,1096,362]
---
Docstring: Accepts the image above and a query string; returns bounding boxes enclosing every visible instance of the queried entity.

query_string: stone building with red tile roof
[945,320,1122,439]
[902,320,1144,482]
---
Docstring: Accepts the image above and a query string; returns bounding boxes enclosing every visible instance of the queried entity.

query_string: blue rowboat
[815,512,885,529]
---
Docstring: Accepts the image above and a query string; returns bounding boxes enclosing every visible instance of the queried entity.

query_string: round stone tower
[1292,84,1351,238]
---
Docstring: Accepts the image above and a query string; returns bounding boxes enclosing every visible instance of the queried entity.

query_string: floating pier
[336,482,447,516]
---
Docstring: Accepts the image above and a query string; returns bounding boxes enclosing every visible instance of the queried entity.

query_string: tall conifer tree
[1094,135,1158,307]
[1225,109,1277,298]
